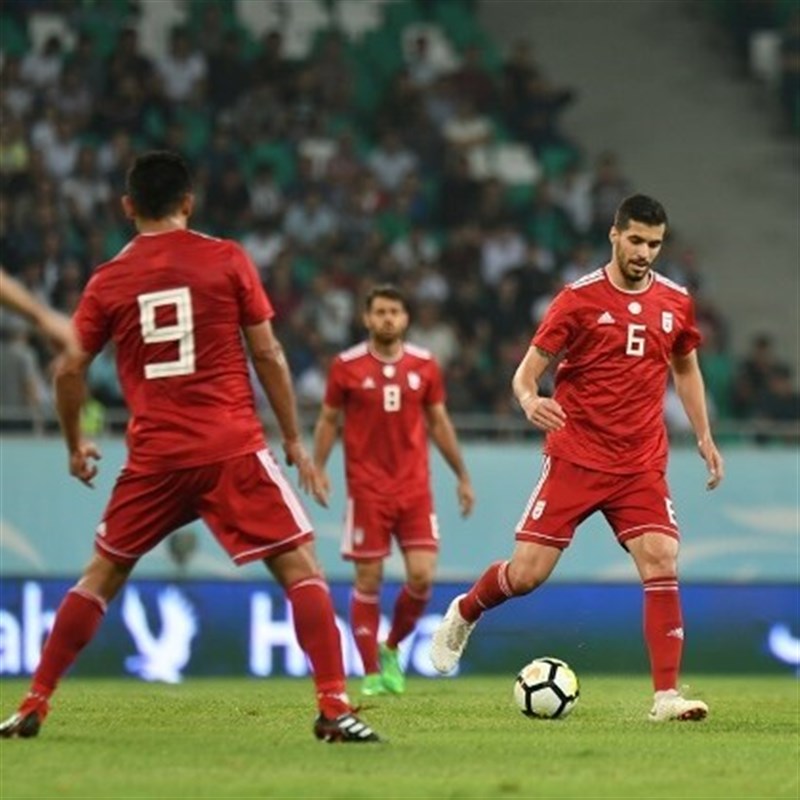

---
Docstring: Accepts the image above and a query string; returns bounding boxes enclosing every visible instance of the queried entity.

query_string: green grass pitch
[1,675,797,799]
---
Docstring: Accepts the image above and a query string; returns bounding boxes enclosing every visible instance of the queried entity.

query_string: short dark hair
[126,151,192,220]
[614,194,668,230]
[365,284,408,312]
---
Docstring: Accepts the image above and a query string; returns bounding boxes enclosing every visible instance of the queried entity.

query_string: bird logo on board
[408,371,421,390]
[661,311,674,333]
[122,586,198,684]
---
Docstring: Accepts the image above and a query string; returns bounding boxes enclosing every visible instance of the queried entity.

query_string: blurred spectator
[0,323,50,431]
[590,151,631,242]
[248,164,285,220]
[753,364,800,423]
[283,189,338,254]
[20,34,63,90]
[155,26,208,105]
[551,161,593,236]
[405,31,445,89]
[368,130,419,192]
[451,44,497,112]
[391,224,441,271]
[207,30,250,111]
[408,300,458,367]
[61,147,112,231]
[502,39,540,114]
[241,217,285,279]
[2,56,36,119]
[731,333,788,418]
[481,219,527,286]
[438,152,481,227]
[511,73,576,156]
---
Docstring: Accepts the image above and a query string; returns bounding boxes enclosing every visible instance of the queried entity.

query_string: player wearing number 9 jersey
[431,195,725,723]
[0,151,383,743]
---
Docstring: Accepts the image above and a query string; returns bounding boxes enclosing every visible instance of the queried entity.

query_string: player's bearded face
[612,221,665,284]
[365,299,408,343]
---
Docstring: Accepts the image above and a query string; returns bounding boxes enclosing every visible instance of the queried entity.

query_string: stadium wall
[0,439,796,581]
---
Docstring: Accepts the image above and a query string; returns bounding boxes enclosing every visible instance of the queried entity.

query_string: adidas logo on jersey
[597,311,615,325]
[362,377,376,389]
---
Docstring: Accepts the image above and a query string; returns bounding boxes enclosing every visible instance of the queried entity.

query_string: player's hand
[520,395,567,433]
[697,435,724,490]
[69,441,101,488]
[457,477,475,517]
[283,439,329,507]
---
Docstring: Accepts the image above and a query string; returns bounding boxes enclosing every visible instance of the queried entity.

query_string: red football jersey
[532,266,701,474]
[74,229,273,472]
[325,342,446,499]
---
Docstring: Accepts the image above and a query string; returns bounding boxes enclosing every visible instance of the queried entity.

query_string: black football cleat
[0,693,49,738]
[0,710,44,739]
[313,712,383,743]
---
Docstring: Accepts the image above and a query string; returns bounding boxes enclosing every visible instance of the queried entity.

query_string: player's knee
[406,573,433,595]
[635,537,678,578]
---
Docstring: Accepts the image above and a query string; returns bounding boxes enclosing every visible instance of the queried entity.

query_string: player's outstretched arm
[670,349,724,490]
[512,346,566,433]
[0,268,78,354]
[244,320,328,505]
[54,345,101,487]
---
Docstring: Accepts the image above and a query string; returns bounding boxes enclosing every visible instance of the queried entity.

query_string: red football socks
[643,575,684,691]
[350,588,381,674]
[386,584,430,649]
[30,587,106,699]
[459,561,515,623]
[286,577,349,717]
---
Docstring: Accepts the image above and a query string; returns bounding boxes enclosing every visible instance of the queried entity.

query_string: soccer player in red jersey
[313,285,474,696]
[431,194,724,722]
[0,152,381,743]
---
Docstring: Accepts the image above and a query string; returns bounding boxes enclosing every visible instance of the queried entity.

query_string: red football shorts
[515,455,680,550]
[341,492,439,561]
[95,448,314,566]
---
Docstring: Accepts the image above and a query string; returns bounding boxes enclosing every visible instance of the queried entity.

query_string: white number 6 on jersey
[138,287,196,379]
[625,323,647,357]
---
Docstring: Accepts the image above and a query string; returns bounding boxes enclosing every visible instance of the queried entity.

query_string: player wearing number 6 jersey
[313,285,474,697]
[431,195,724,722]
[0,151,382,743]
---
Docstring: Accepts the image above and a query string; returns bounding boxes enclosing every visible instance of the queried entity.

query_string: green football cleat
[361,673,388,696]
[379,644,406,694]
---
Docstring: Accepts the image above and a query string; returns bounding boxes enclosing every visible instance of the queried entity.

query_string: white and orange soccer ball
[513,657,580,719]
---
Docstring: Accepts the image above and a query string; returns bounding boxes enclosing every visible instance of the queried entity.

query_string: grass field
[1,675,797,799]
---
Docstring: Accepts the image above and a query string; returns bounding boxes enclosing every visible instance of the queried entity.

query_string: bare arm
[0,268,78,353]
[670,349,724,490]
[54,345,102,487]
[311,403,341,507]
[244,320,326,503]
[425,403,475,517]
[512,345,567,432]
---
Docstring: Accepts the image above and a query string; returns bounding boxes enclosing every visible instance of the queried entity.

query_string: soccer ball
[513,657,580,719]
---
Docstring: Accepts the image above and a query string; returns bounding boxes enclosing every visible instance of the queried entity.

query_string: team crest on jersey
[661,311,674,333]
[407,371,421,390]
[531,500,547,520]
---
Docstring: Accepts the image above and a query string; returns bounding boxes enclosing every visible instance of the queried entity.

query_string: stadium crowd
[1,0,797,435]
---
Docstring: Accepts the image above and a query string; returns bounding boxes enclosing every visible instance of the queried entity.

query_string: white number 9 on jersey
[138,287,196,379]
